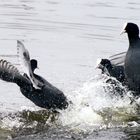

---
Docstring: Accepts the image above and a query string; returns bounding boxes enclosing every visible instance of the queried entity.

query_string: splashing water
[59,75,139,131]
[0,74,139,138]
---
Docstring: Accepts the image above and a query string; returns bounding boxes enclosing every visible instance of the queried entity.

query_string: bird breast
[125,47,140,83]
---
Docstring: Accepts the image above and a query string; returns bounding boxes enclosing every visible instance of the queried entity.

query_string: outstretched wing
[17,40,30,76]
[109,52,126,66]
[17,40,42,89]
[0,59,32,87]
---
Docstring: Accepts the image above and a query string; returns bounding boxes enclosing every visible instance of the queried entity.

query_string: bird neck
[106,64,113,70]
[105,65,113,73]
[31,67,35,73]
[128,34,139,46]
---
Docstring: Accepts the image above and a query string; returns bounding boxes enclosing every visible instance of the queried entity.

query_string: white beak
[120,29,126,35]
[120,22,128,35]
[96,63,104,69]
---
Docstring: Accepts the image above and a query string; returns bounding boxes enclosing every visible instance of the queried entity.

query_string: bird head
[30,59,38,72]
[96,58,112,70]
[121,22,139,38]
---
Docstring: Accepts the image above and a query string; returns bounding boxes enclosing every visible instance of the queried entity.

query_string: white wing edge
[17,40,41,89]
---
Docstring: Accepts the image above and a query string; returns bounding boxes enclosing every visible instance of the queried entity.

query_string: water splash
[59,75,140,131]
[0,74,139,136]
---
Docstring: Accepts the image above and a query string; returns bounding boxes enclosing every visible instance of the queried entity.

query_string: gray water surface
[0,0,140,140]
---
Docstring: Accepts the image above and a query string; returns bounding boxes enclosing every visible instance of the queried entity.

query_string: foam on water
[0,74,139,139]
[59,75,139,131]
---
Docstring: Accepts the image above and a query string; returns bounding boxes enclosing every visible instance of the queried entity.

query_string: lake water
[0,0,140,139]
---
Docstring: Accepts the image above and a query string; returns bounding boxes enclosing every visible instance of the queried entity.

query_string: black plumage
[122,23,140,94]
[0,41,68,110]
[97,58,125,83]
